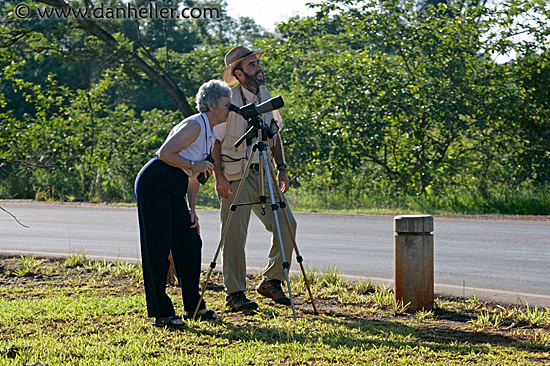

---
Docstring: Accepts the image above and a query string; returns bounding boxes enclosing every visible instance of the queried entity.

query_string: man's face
[236,55,265,86]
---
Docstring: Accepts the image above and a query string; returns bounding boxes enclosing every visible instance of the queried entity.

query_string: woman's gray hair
[196,80,231,113]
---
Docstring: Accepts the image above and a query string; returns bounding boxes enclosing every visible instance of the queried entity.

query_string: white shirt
[159,113,217,176]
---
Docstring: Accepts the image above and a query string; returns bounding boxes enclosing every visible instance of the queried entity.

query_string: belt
[250,163,260,172]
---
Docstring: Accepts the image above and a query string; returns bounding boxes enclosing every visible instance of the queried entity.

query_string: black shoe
[257,278,291,305]
[225,291,259,311]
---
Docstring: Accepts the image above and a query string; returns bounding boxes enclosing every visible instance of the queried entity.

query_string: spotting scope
[228,96,284,120]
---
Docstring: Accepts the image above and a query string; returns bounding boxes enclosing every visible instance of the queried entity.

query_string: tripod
[193,117,319,320]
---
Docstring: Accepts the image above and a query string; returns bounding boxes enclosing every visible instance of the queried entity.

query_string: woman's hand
[191,160,214,176]
[189,209,200,235]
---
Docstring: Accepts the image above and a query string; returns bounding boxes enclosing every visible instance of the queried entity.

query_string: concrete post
[394,215,434,312]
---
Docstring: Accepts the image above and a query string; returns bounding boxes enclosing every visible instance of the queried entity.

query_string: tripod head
[230,96,284,148]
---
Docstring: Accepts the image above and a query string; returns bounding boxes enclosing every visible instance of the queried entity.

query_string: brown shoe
[225,291,258,311]
[256,278,291,305]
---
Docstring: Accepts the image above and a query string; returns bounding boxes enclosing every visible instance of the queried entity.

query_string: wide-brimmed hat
[222,46,265,85]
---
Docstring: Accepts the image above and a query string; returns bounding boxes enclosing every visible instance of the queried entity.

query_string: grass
[1,256,550,365]
[190,181,550,216]
[6,179,548,217]
[283,185,550,216]
[3,255,46,277]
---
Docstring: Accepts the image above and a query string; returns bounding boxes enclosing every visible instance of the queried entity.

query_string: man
[213,46,297,311]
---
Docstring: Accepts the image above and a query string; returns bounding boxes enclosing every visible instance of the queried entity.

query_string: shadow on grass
[432,306,476,323]
[174,308,549,357]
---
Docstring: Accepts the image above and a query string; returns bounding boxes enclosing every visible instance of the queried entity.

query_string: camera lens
[198,172,210,185]
[197,154,215,185]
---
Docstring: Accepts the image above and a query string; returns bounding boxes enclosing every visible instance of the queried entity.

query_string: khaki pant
[220,170,297,294]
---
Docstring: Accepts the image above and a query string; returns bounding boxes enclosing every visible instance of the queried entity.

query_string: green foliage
[0,0,270,202]
[467,302,550,329]
[1,256,550,365]
[263,0,550,199]
[84,259,143,279]
[286,181,550,215]
[415,309,434,322]
[0,63,179,201]
[319,266,343,286]
[7,256,46,277]
[469,310,500,328]
[1,58,216,202]
[521,302,549,328]
[372,284,394,308]
[462,294,484,312]
[1,0,549,211]
[64,251,88,268]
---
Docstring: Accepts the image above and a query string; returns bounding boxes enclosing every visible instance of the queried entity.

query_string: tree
[3,0,269,116]
[0,0,267,201]
[263,0,550,196]
[34,0,194,115]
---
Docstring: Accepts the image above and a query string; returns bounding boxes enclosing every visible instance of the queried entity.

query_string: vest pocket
[222,158,243,176]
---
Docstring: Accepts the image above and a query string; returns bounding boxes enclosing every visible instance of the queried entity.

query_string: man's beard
[242,69,265,87]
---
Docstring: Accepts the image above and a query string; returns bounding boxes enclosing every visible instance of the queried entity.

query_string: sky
[224,0,322,31]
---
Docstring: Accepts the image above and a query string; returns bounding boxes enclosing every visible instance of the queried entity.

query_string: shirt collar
[241,85,260,103]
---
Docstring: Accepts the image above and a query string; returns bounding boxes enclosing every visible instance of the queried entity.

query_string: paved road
[1,200,549,307]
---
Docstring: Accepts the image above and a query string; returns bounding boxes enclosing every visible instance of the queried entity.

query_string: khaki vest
[220,85,275,181]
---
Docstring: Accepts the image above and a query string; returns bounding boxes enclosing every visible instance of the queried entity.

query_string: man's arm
[272,134,290,194]
[213,139,232,199]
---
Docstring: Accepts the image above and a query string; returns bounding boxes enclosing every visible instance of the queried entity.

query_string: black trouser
[135,157,205,318]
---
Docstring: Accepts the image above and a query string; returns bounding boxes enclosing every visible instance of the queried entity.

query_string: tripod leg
[260,149,297,320]
[259,150,266,214]
[265,152,320,315]
[192,149,258,320]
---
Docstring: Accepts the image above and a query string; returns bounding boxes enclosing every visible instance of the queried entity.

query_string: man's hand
[212,139,232,200]
[277,170,290,194]
[189,209,200,235]
[216,174,233,200]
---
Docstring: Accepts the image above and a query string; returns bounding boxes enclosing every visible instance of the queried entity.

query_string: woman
[135,80,231,326]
